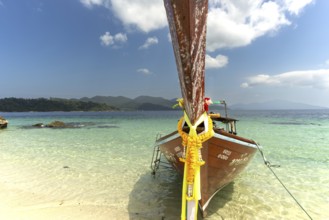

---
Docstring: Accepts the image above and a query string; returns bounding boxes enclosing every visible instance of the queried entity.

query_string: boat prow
[154,116,258,216]
[155,0,259,218]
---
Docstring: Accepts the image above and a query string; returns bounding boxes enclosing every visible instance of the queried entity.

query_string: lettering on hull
[229,153,250,166]
[217,149,232,161]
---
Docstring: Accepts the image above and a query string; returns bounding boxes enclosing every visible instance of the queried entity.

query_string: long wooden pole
[163,0,208,125]
[163,0,209,219]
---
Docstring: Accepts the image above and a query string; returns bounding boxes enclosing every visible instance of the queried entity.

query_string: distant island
[0,96,177,112]
[0,97,118,112]
[77,95,177,111]
[0,96,327,112]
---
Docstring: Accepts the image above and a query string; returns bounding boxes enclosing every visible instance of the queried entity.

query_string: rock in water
[46,121,67,128]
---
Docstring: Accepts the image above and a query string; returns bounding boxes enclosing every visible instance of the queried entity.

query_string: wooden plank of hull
[157,130,258,215]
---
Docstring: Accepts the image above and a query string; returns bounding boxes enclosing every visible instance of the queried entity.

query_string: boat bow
[164,0,210,219]
[164,0,208,124]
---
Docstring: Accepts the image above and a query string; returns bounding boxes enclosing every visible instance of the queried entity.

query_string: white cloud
[99,31,127,47]
[205,54,228,69]
[111,0,167,32]
[326,59,329,66]
[207,0,295,51]
[100,32,113,46]
[241,69,329,89]
[282,0,314,15]
[81,0,167,32]
[0,1,3,7]
[139,37,158,49]
[167,33,172,42]
[80,0,111,9]
[113,32,128,43]
[137,68,152,75]
[82,0,314,50]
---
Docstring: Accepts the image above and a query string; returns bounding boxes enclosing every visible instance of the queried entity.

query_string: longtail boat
[151,0,258,219]
[0,116,8,129]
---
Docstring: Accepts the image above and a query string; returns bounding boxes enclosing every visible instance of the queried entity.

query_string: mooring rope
[254,142,313,220]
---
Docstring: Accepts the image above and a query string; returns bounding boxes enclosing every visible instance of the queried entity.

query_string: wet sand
[0,184,129,220]
[0,185,130,220]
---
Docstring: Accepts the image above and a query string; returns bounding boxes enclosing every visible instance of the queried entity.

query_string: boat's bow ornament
[163,0,210,219]
[177,111,214,219]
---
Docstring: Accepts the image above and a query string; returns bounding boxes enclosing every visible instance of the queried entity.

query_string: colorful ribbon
[177,111,214,219]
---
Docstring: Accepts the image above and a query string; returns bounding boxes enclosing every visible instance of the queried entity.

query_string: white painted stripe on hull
[155,132,180,145]
[213,133,258,149]
[156,131,258,149]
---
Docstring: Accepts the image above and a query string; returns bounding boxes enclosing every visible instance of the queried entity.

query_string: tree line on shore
[0,98,118,112]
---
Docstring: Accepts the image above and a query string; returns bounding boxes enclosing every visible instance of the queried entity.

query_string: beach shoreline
[0,182,131,220]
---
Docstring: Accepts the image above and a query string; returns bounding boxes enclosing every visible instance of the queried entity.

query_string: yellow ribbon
[177,111,214,219]
[172,98,184,109]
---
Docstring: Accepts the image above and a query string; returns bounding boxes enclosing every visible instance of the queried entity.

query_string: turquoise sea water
[0,110,328,220]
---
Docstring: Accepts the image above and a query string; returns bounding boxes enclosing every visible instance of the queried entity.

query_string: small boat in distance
[151,0,259,219]
[0,116,8,129]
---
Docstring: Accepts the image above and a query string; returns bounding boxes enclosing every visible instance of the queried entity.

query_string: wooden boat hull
[0,124,7,129]
[156,128,258,216]
[0,119,8,129]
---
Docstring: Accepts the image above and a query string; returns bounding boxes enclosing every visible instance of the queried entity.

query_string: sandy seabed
[0,187,131,220]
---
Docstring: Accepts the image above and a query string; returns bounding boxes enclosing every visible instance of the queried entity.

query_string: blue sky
[1,0,329,107]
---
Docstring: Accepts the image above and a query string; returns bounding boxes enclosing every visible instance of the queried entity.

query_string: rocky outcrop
[46,121,67,128]
[32,121,79,128]
[0,116,8,129]
[32,123,45,128]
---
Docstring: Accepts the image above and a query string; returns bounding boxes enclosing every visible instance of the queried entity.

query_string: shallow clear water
[0,110,328,219]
